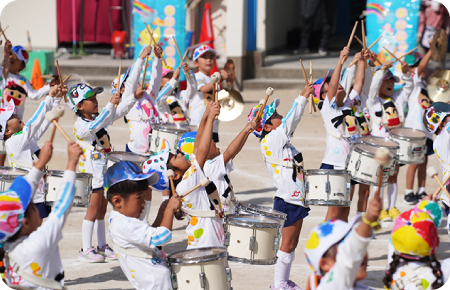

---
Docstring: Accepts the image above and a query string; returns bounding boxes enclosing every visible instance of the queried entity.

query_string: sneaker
[78,247,105,263]
[404,192,419,205]
[98,244,117,260]
[287,280,303,290]
[378,209,392,222]
[388,207,401,220]
[416,191,427,200]
[318,48,328,56]
[294,48,310,55]
[270,282,290,290]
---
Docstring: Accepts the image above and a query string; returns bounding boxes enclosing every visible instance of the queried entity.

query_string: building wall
[0,0,58,50]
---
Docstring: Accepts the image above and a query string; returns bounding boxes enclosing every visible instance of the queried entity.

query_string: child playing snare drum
[247,84,313,290]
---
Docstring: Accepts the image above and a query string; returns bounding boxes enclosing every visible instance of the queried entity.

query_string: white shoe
[78,247,105,263]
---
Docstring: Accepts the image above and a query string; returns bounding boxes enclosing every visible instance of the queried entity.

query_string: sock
[274,250,292,287]
[284,251,295,281]
[95,220,106,248]
[82,220,95,251]
[387,183,397,210]
[418,187,426,194]
[162,195,170,201]
[405,189,414,195]
[139,201,152,221]
[356,211,364,216]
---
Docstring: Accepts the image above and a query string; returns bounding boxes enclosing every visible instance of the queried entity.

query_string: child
[404,49,434,204]
[176,121,257,214]
[383,200,449,289]
[105,161,181,290]
[4,85,65,222]
[304,194,382,290]
[143,102,225,249]
[191,44,228,142]
[246,84,313,290]
[366,60,414,222]
[156,63,196,125]
[2,141,83,289]
[314,48,367,221]
[69,49,147,262]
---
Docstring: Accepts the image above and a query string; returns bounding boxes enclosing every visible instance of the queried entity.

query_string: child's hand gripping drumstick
[374,147,391,201]
[171,36,190,80]
[427,167,450,200]
[144,22,167,67]
[113,61,122,109]
[250,87,275,133]
[55,60,68,103]
[341,21,358,65]
[211,72,221,120]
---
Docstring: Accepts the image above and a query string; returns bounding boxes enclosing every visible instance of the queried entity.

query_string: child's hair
[260,118,274,141]
[383,253,444,289]
[0,203,35,276]
[106,179,149,204]
[3,114,20,141]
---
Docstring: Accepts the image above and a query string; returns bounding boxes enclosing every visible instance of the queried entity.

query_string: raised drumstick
[374,147,391,201]
[55,60,67,103]
[141,57,149,87]
[361,20,368,68]
[428,167,450,200]
[399,47,418,59]
[0,25,8,42]
[250,87,274,133]
[171,36,190,79]
[310,61,316,113]
[349,35,382,67]
[211,72,221,120]
[49,106,64,143]
[299,60,313,114]
[432,173,450,199]
[144,22,167,67]
[114,61,122,109]
[341,21,358,65]
[181,178,210,198]
[383,46,402,63]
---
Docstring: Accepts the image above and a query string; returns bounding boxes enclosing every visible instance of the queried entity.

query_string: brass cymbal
[431,28,447,62]
[217,89,244,122]
[427,70,450,103]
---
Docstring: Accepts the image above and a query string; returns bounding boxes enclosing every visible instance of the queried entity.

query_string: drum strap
[262,155,293,168]
[109,217,161,259]
[180,207,217,218]
[390,265,431,290]
[76,140,95,152]
[125,114,150,122]
[5,240,64,290]
[325,127,342,140]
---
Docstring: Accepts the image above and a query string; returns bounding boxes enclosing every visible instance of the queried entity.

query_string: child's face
[8,51,25,74]
[169,153,191,180]
[262,110,283,132]
[119,191,147,219]
[160,74,173,90]
[77,95,99,115]
[193,52,216,74]
[379,79,395,97]
[120,86,126,95]
[6,114,24,137]
[207,141,221,160]
[437,115,450,135]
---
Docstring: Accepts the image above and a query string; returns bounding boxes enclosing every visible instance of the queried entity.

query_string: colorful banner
[366,0,421,89]
[132,0,186,81]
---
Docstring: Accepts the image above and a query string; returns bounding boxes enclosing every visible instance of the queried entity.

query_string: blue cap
[103,161,159,194]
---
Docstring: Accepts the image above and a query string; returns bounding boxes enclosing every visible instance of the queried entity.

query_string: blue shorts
[213,132,219,143]
[35,202,51,219]
[426,138,434,156]
[273,197,310,227]
[320,163,359,185]
[444,204,449,217]
[125,144,132,153]
[93,187,103,192]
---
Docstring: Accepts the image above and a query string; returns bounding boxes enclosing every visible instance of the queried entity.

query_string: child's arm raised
[156,67,179,104]
[193,102,212,157]
[179,63,196,112]
[33,87,65,141]
[2,40,11,79]
[417,42,433,77]
[223,120,257,164]
[352,49,368,96]
[146,45,163,98]
[368,61,392,101]
[281,84,314,137]
[24,141,52,195]
[196,102,220,169]
[395,61,413,107]
[328,47,350,106]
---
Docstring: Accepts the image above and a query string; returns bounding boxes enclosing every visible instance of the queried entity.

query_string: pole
[79,0,86,55]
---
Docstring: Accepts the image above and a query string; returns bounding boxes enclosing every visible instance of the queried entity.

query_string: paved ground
[13,88,450,290]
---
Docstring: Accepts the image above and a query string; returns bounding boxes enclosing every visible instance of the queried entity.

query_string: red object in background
[179,80,187,91]
[199,3,218,74]
[57,0,123,44]
[111,31,126,58]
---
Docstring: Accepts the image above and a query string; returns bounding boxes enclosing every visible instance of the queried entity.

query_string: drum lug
[346,182,351,194]
[45,182,48,194]
[305,181,309,194]
[84,185,90,196]
[407,146,412,156]
[325,181,331,194]
[199,272,206,288]
[155,136,160,148]
[171,274,178,289]
[249,236,256,251]
[225,232,231,247]
[225,267,232,282]
[355,159,361,171]
[148,133,152,144]
[273,237,280,251]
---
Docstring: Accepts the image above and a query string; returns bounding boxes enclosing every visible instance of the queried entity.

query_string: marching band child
[247,83,313,290]
[69,47,148,262]
[304,193,382,290]
[314,47,367,221]
[1,141,83,289]
[105,161,181,290]
[366,60,414,222]
[383,200,449,289]
[143,102,225,249]
[404,48,434,204]
[4,85,65,222]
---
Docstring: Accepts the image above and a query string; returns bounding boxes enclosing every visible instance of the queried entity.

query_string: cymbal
[427,70,450,103]
[431,28,447,62]
[217,89,244,122]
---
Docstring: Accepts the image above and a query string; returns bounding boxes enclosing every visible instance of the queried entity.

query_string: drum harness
[4,239,65,290]
[390,264,432,290]
[262,151,304,183]
[181,182,224,219]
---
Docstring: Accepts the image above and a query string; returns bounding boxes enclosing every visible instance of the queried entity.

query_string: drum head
[361,136,399,149]
[46,170,65,177]
[305,169,351,176]
[108,152,148,163]
[0,167,27,176]
[390,128,427,139]
[353,143,395,158]
[227,214,280,226]
[237,202,287,219]
[153,124,191,134]
[167,247,226,263]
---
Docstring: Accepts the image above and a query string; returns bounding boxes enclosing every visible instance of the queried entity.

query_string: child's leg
[406,164,417,193]
[162,190,170,201]
[387,165,399,210]
[417,156,428,196]
[96,192,108,248]
[325,206,340,221]
[357,184,370,213]
[338,184,356,222]
[83,189,102,251]
[285,220,303,281]
[0,153,5,167]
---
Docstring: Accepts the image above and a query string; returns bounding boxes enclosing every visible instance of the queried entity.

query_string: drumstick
[55,60,67,103]
[144,22,167,67]
[341,21,358,65]
[250,87,275,133]
[361,20,368,68]
[171,36,190,80]
[383,46,402,63]
[432,173,450,199]
[181,178,210,198]
[399,47,418,59]
[310,61,316,113]
[115,61,122,109]
[299,60,313,114]
[27,30,32,51]
[374,148,391,201]
[349,36,382,68]
[210,72,221,120]
[0,25,8,42]
[427,167,450,200]
[141,57,149,87]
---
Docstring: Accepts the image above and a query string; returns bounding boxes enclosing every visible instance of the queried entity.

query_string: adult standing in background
[296,0,337,56]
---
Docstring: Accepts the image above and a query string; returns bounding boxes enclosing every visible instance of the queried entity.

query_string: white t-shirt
[108,210,172,290]
[175,157,225,249]
[404,67,433,139]
[0,67,50,119]
[190,71,219,133]
[433,122,450,206]
[5,169,76,290]
[261,94,308,205]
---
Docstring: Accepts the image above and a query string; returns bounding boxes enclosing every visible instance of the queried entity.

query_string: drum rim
[397,157,426,165]
[350,176,390,187]
[107,151,149,163]
[304,169,352,176]
[360,136,400,150]
[389,127,427,141]
[304,199,351,207]
[235,202,287,219]
[225,214,281,228]
[152,123,192,134]
[0,166,28,175]
[352,144,397,159]
[167,246,227,264]
[47,170,93,178]
[227,255,277,265]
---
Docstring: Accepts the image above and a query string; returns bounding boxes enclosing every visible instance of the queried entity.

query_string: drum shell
[104,152,148,174]
[304,170,351,207]
[224,214,281,265]
[149,124,191,153]
[389,128,427,164]
[45,170,93,208]
[0,167,28,192]
[167,247,232,290]
[360,137,400,176]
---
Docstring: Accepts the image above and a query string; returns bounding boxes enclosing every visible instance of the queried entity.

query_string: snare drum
[235,202,287,231]
[149,124,191,153]
[389,128,427,164]
[0,167,28,191]
[225,214,281,265]
[346,143,396,186]
[167,247,232,290]
[304,169,351,207]
[104,151,148,174]
[361,136,400,176]
[45,170,93,207]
